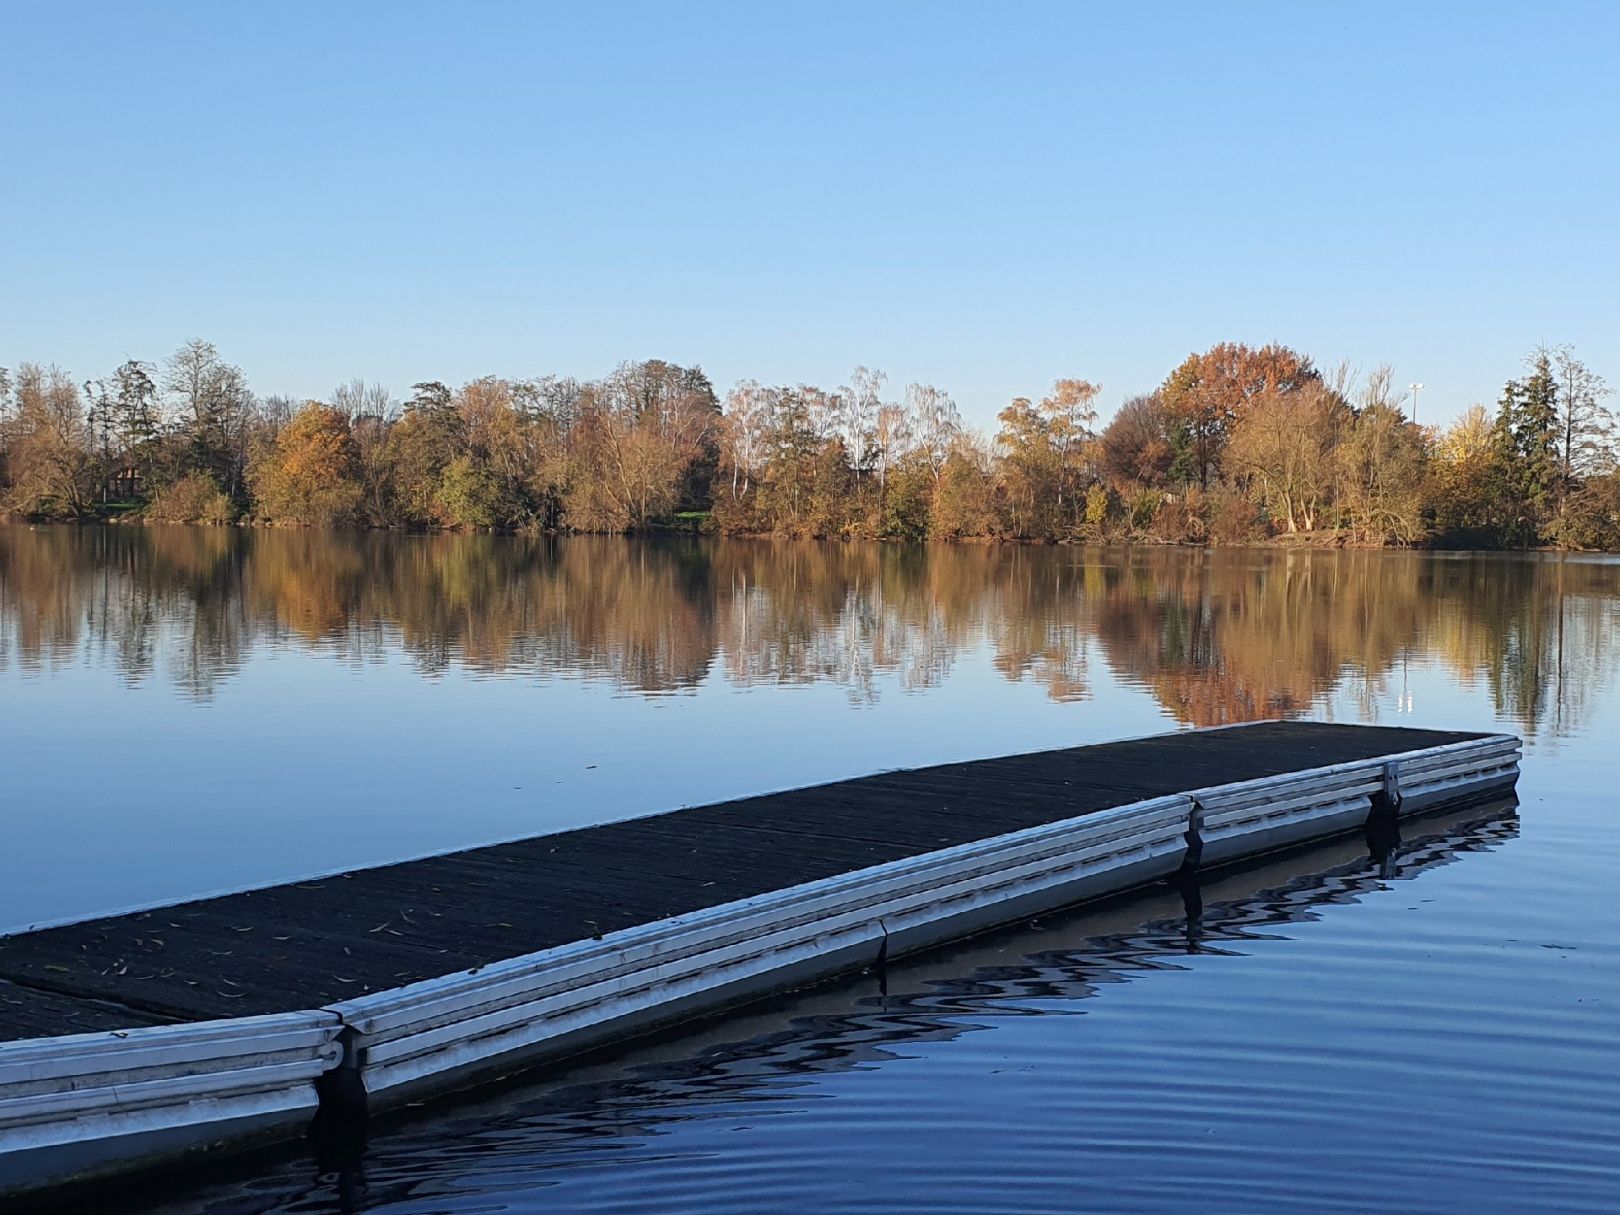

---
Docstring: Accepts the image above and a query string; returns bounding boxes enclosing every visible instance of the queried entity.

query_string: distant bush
[1150,487,1208,544]
[436,455,503,529]
[1128,488,1161,531]
[146,474,235,524]
[1552,472,1620,551]
[1209,488,1267,545]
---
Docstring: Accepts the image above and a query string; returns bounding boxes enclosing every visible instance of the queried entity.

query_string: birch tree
[1551,345,1615,492]
[1039,378,1101,510]
[840,365,885,478]
[905,382,960,485]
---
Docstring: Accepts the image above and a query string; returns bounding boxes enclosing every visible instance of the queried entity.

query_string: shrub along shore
[3,340,1617,550]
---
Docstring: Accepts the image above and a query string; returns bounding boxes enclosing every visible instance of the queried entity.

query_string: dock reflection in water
[128,799,1571,1215]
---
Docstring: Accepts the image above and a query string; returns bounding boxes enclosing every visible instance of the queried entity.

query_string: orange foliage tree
[1159,343,1320,487]
[247,403,364,525]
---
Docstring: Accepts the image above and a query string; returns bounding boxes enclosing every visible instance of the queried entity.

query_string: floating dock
[0,722,1520,1199]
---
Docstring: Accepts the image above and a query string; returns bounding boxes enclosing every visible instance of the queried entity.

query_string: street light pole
[1408,382,1425,423]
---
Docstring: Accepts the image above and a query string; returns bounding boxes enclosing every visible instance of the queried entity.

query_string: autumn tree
[145,473,235,523]
[513,375,581,529]
[557,364,709,531]
[1429,405,1508,545]
[1226,383,1347,533]
[931,434,999,539]
[994,396,1059,538]
[754,386,836,534]
[1100,394,1176,486]
[332,379,397,525]
[873,451,927,539]
[871,400,912,495]
[452,377,538,527]
[1334,369,1428,544]
[1557,470,1620,551]
[601,359,720,513]
[1159,343,1319,487]
[2,336,1614,552]
[1039,378,1100,519]
[719,380,774,499]
[247,403,365,526]
[0,368,12,491]
[2,365,95,518]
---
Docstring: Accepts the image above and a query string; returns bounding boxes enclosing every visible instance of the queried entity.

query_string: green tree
[85,359,162,500]
[1083,482,1113,535]
[436,454,504,528]
[384,383,467,526]
[807,438,856,537]
[1492,350,1560,544]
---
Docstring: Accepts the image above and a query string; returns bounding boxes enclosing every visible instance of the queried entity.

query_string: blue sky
[2,1,1615,428]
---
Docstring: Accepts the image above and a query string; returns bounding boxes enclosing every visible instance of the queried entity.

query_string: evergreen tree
[83,360,161,501]
[1492,350,1560,544]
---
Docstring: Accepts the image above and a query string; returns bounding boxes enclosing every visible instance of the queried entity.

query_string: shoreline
[4,517,1607,554]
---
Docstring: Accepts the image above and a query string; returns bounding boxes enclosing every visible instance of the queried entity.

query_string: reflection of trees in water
[1092,549,1429,726]
[136,802,1517,1215]
[715,544,969,700]
[1418,555,1620,739]
[1,529,1616,735]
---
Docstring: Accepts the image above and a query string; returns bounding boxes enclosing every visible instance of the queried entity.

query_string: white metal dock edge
[327,732,1520,1110]
[0,1011,342,1196]
[326,793,1193,1105]
[0,730,1521,1197]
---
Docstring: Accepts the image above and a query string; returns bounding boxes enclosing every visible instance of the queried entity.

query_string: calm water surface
[3,528,1618,1213]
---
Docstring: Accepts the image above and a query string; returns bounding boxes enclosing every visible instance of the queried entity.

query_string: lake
[4,527,1619,1213]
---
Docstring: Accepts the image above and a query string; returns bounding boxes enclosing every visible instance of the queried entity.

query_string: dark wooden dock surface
[0,723,1484,1042]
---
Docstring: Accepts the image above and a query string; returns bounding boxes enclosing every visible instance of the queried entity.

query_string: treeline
[0,344,719,532]
[2,339,1616,549]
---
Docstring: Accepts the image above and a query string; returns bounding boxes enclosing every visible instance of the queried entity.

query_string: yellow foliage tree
[248,403,364,526]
